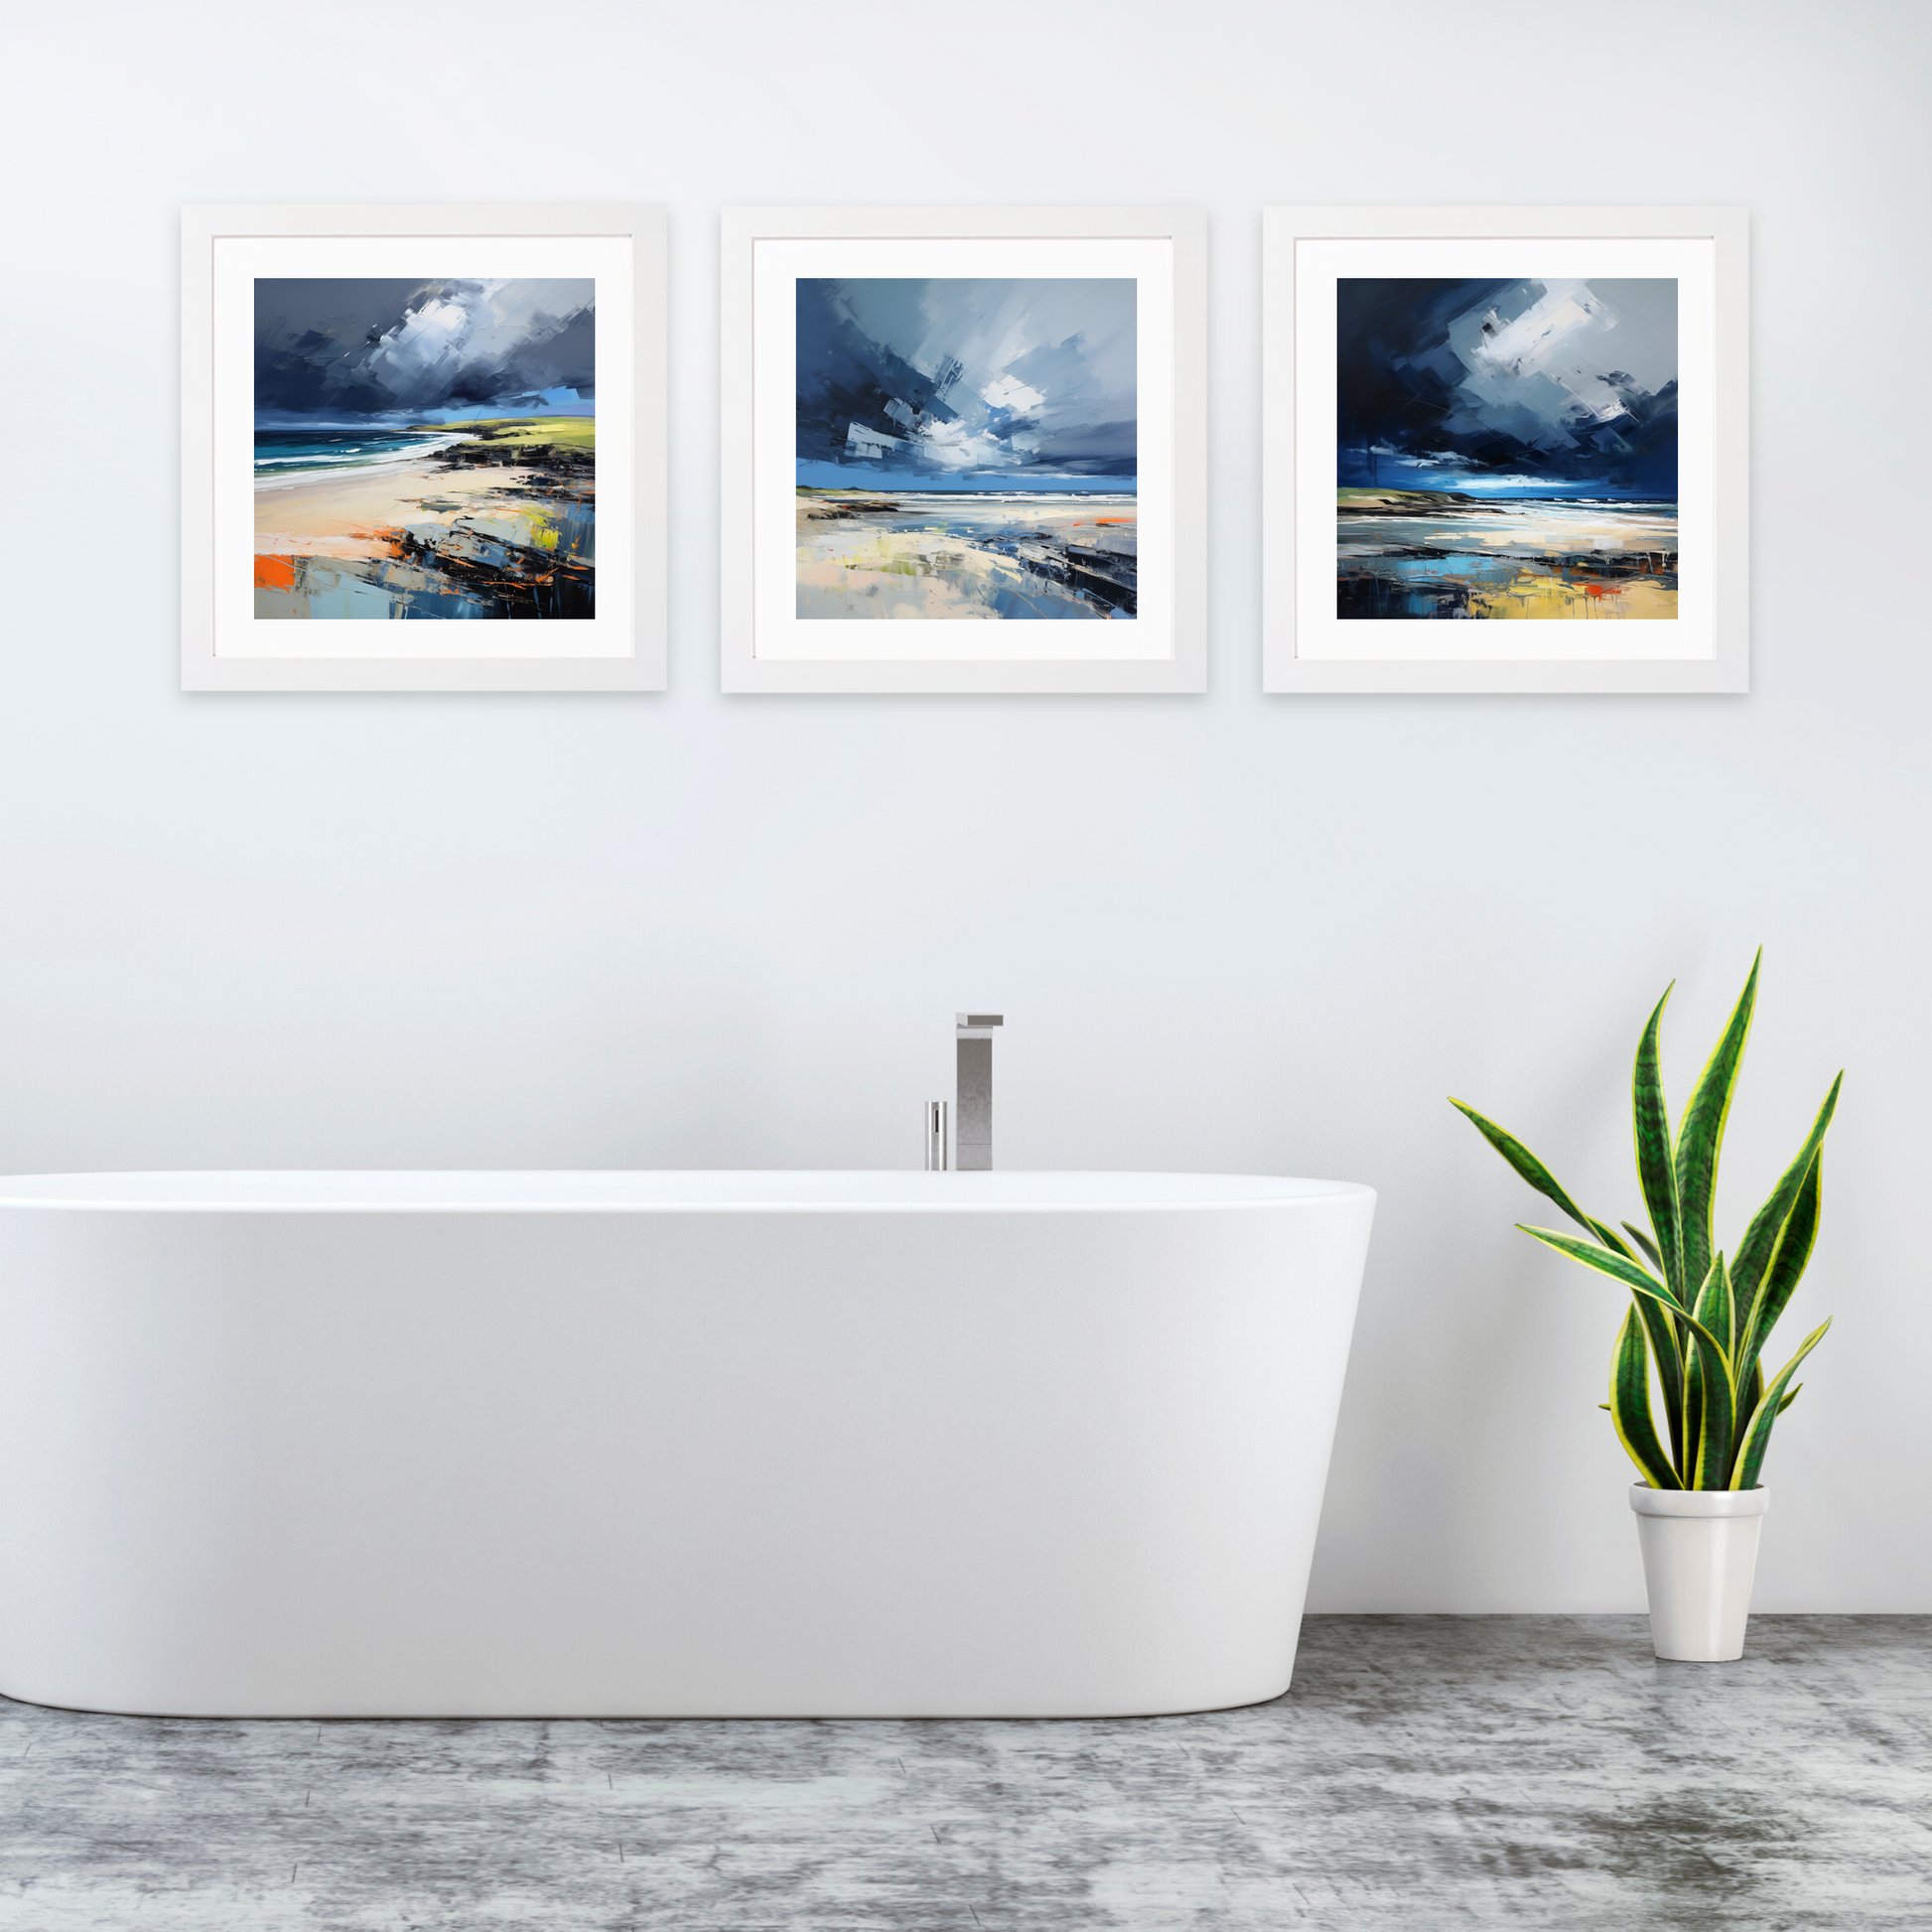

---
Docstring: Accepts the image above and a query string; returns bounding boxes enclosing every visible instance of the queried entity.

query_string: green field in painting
[439,416,596,455]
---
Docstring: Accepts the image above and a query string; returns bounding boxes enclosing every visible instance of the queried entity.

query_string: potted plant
[1452,951,1840,1661]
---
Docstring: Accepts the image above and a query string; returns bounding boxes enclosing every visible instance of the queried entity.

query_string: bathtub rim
[0,1170,1376,1215]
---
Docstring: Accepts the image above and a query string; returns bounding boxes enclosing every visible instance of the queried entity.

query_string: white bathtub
[0,1171,1374,1720]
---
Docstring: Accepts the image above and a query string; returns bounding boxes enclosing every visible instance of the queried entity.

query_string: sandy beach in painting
[1336,491,1678,621]
[253,422,595,621]
[797,490,1136,620]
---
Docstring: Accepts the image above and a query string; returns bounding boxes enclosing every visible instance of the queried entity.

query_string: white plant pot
[1629,1483,1769,1661]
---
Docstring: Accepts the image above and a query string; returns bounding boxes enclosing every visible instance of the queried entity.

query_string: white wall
[2,0,1925,1611]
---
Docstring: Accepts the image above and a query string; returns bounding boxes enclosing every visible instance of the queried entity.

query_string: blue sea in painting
[253,429,469,479]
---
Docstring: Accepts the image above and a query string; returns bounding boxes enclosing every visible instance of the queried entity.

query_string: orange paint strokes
[1584,582,1620,599]
[1094,518,1131,525]
[254,554,296,591]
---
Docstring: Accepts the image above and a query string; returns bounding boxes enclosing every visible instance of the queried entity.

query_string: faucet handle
[924,1100,950,1172]
[955,1013,1004,1036]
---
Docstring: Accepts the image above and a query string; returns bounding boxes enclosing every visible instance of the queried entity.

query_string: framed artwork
[1262,207,1748,694]
[720,206,1206,694]
[182,204,666,692]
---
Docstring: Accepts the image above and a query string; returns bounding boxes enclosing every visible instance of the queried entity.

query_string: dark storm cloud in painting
[1337,277,1677,494]
[255,278,595,420]
[795,277,1137,490]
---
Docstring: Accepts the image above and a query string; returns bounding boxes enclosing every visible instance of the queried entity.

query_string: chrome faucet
[954,1013,1003,1171]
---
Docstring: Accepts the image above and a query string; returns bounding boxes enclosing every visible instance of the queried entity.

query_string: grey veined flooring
[0,1615,1927,1931]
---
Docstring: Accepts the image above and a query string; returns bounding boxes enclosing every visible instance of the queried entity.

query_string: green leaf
[1587,1217,1642,1263]
[1627,1287,1688,1478]
[1622,1221,1664,1272]
[1731,1320,1832,1489]
[1686,1256,1738,1485]
[1688,1331,1736,1488]
[1692,1252,1737,1361]
[1515,1224,1684,1311]
[1736,1154,1823,1412]
[1607,1213,1684,1467]
[1734,1080,1840,1301]
[1449,1099,1602,1240]
[1674,950,1761,1303]
[1735,1110,1835,1387]
[1632,984,1684,1299]
[1610,1304,1681,1489]
[1776,1383,1802,1415]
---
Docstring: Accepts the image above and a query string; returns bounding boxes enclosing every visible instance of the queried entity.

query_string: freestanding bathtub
[0,1171,1374,1720]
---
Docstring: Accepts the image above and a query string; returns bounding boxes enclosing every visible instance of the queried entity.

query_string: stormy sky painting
[252,278,597,621]
[1335,277,1680,621]
[794,278,1140,621]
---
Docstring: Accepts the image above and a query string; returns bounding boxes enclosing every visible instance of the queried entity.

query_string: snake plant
[1451,951,1839,1490]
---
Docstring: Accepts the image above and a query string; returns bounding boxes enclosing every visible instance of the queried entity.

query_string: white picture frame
[1262,206,1748,695]
[720,206,1206,694]
[182,204,667,693]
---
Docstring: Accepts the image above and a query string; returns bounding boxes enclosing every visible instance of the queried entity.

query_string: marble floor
[0,1616,1925,1930]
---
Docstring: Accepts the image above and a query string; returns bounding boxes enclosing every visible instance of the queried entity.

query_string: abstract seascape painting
[794,277,1138,621]
[253,277,597,621]
[183,206,664,691]
[725,207,1202,692]
[1335,277,1678,621]
[1262,207,1746,694]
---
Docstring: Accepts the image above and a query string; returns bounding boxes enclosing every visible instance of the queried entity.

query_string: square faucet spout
[954,1014,1002,1172]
